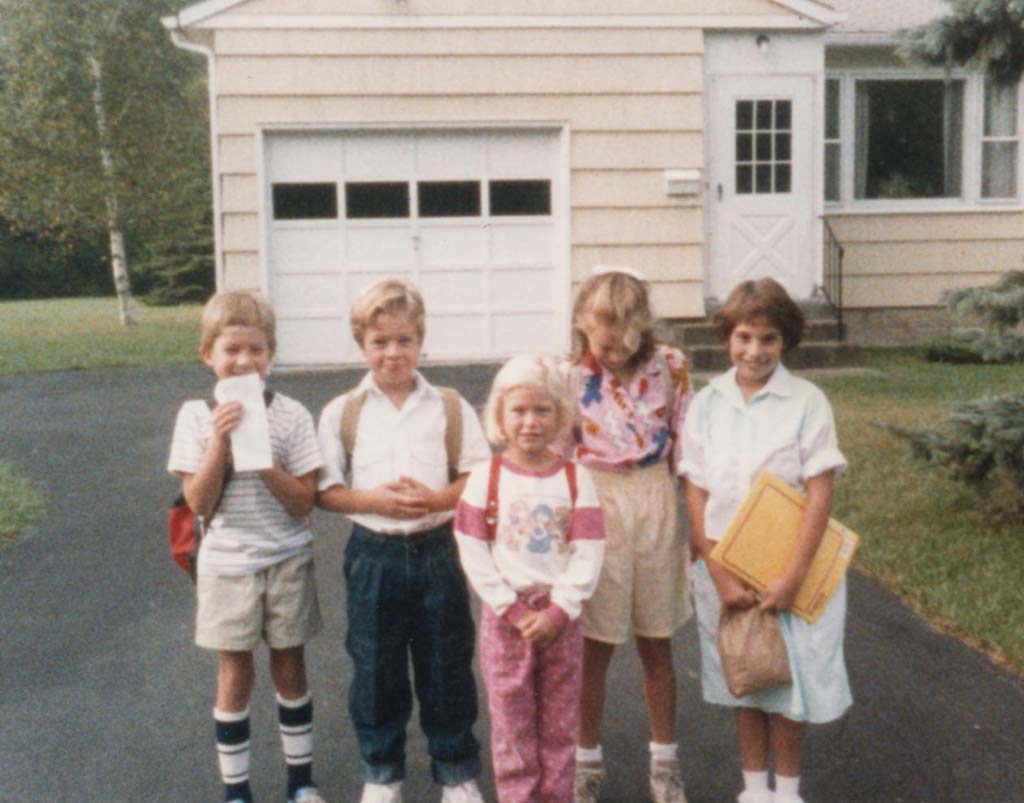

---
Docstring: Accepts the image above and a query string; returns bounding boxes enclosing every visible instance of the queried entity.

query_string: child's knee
[269,646,309,696]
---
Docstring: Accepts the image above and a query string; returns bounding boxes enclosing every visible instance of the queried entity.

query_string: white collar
[710,363,794,408]
[357,369,433,403]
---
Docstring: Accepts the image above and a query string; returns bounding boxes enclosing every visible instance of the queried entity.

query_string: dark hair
[711,278,805,351]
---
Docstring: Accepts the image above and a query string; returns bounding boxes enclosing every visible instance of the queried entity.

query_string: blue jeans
[344,522,481,785]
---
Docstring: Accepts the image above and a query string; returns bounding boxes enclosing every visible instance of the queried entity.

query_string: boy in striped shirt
[168,291,327,803]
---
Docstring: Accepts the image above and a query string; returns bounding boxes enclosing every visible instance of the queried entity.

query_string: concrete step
[685,341,860,372]
[666,318,845,347]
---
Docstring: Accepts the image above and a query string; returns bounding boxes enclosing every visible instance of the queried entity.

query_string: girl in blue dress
[679,278,851,803]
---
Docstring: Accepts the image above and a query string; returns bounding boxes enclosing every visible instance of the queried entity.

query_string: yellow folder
[709,471,860,624]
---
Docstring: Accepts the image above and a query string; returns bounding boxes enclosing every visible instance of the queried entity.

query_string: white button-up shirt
[678,363,847,542]
[317,371,491,534]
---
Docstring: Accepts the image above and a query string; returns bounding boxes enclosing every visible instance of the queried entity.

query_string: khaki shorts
[195,552,322,651]
[581,463,692,644]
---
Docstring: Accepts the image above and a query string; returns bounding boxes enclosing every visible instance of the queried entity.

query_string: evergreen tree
[927,271,1024,363]
[885,394,1024,514]
[900,0,1024,86]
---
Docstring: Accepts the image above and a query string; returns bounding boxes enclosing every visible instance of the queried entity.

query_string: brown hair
[570,270,656,368]
[350,278,426,345]
[200,291,276,355]
[711,278,805,351]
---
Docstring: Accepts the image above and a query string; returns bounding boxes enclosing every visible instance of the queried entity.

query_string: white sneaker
[574,761,605,803]
[440,779,485,803]
[649,758,688,803]
[737,790,773,803]
[360,781,403,803]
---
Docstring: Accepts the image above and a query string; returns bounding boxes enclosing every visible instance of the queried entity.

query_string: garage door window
[272,183,337,220]
[490,180,551,216]
[346,182,410,219]
[419,181,481,217]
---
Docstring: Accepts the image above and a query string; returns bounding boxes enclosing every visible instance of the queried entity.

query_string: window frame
[824,68,1023,212]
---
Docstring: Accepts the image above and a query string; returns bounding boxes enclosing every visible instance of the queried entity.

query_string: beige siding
[232,0,788,17]
[205,21,713,314]
[829,211,1024,308]
[218,94,703,137]
[215,54,704,96]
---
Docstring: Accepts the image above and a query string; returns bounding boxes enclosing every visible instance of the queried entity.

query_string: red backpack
[168,390,273,579]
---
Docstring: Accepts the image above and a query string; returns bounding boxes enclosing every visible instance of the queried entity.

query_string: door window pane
[418,181,481,217]
[490,180,552,216]
[853,80,964,199]
[735,98,792,194]
[345,182,410,219]
[272,183,337,220]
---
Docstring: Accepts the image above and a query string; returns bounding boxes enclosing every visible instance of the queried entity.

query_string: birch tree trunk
[88,51,135,326]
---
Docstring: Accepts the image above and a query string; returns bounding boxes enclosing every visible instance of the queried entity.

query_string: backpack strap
[565,460,578,508]
[339,386,462,481]
[484,454,502,541]
[339,389,368,475]
[437,386,463,480]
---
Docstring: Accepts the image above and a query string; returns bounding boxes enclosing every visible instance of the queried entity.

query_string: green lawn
[0,297,201,375]
[0,460,45,545]
[816,349,1024,674]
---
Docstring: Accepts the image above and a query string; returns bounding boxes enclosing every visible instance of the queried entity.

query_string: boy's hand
[211,401,244,443]
[520,611,559,649]
[397,476,443,514]
[370,481,430,520]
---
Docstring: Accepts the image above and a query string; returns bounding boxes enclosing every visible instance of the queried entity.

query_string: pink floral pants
[479,600,582,803]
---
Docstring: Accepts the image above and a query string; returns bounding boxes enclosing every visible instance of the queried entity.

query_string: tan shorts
[581,463,692,644]
[195,552,323,652]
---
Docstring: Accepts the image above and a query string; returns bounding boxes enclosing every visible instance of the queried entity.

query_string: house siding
[827,211,1024,308]
[206,22,729,319]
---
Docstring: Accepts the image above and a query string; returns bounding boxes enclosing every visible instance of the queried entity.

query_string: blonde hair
[570,269,655,367]
[200,291,276,355]
[483,355,576,446]
[350,278,426,345]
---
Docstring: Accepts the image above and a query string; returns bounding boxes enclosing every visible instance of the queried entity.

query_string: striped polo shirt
[168,392,324,576]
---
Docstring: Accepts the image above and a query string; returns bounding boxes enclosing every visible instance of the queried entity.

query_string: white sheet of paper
[214,373,274,472]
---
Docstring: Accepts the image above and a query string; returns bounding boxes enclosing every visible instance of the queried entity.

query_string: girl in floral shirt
[565,268,693,803]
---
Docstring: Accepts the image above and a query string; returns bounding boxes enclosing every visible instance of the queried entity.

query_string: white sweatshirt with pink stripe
[455,457,605,630]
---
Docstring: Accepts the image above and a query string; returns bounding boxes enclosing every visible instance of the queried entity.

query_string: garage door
[263,128,567,367]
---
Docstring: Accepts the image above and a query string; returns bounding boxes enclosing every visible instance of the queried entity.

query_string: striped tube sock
[278,692,315,798]
[214,707,252,803]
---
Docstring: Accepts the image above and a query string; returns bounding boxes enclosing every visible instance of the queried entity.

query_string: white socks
[576,744,603,764]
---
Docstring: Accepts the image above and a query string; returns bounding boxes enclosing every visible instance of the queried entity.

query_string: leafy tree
[0,0,210,322]
[901,0,1024,85]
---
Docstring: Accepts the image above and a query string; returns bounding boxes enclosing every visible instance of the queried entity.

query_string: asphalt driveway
[1,364,1023,802]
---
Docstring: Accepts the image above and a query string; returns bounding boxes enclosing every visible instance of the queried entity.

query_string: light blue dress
[679,364,852,723]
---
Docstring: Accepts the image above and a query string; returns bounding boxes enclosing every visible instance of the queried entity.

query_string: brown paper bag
[717,605,792,697]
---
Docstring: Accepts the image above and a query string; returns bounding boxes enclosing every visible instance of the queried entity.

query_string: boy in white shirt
[317,279,490,803]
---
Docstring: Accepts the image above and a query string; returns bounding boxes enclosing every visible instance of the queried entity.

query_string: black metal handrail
[821,216,845,340]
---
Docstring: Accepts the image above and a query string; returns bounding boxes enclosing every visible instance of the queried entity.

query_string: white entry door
[264,128,566,367]
[707,75,817,302]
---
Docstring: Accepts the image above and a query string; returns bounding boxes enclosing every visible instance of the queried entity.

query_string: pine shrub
[926,271,1024,364]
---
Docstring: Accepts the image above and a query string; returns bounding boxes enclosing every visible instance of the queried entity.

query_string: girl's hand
[709,561,758,609]
[759,573,802,613]
[211,401,244,443]
[521,611,558,648]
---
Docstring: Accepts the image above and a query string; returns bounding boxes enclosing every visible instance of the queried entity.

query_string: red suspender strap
[484,454,502,541]
[565,461,578,507]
